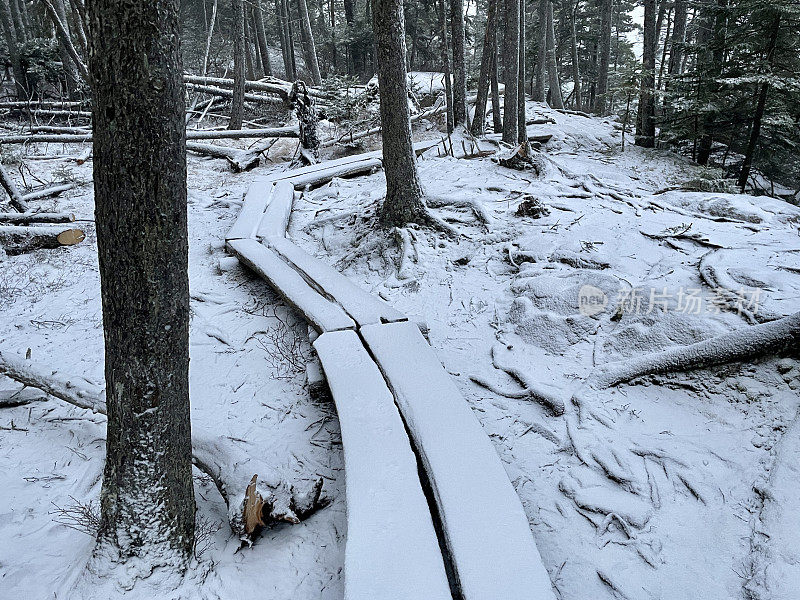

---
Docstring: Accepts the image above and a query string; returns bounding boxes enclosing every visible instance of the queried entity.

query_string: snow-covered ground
[1,104,798,599]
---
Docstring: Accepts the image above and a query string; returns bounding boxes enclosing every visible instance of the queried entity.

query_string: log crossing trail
[225,146,556,600]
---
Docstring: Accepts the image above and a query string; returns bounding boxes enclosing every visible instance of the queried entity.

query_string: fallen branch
[0,225,86,254]
[184,82,285,105]
[21,183,77,201]
[0,211,75,224]
[0,349,328,542]
[184,74,290,101]
[0,163,28,211]
[0,127,299,144]
[186,138,276,172]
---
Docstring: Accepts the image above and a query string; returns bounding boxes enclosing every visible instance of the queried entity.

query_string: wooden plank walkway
[226,147,555,600]
[314,330,451,600]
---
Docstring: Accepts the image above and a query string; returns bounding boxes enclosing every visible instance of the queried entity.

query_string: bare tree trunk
[437,0,454,133]
[569,0,582,112]
[229,0,246,129]
[490,39,502,133]
[737,12,780,191]
[278,0,296,80]
[373,0,426,227]
[470,0,498,136]
[594,0,612,114]
[667,0,687,77]
[244,14,256,80]
[635,0,656,147]
[8,0,23,43]
[656,6,672,93]
[545,0,563,109]
[201,0,217,76]
[53,0,82,97]
[87,0,195,574]
[696,0,727,164]
[297,0,322,85]
[502,0,519,143]
[533,0,546,101]
[253,0,272,76]
[517,0,526,143]
[450,0,468,127]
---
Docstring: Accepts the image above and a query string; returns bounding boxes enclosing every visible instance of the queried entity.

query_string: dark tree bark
[594,0,612,114]
[667,0,687,77]
[490,39,503,133]
[635,0,656,147]
[569,0,582,111]
[696,0,728,164]
[436,0,454,132]
[0,0,27,98]
[471,0,499,136]
[278,0,297,80]
[252,0,272,76]
[533,0,546,101]
[229,0,246,129]
[502,0,520,143]
[343,0,357,76]
[372,0,426,227]
[737,12,780,191]
[450,0,468,126]
[545,0,563,108]
[297,0,322,85]
[87,0,194,572]
[517,0,526,143]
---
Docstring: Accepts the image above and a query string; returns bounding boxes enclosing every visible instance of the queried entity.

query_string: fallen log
[186,138,276,172]
[0,127,299,144]
[21,183,76,201]
[30,125,91,135]
[0,163,28,211]
[0,225,85,254]
[0,349,328,542]
[0,101,86,110]
[0,211,75,224]
[184,74,290,100]
[184,82,285,105]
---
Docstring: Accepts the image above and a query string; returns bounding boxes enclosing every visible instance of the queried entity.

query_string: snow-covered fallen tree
[0,349,328,543]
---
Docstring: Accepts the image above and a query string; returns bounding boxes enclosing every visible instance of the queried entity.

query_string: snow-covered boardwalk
[225,150,555,600]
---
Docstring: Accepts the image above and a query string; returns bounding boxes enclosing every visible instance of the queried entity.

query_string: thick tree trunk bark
[490,40,502,133]
[517,0,526,143]
[545,0,563,109]
[436,0,454,133]
[297,0,322,85]
[635,0,656,147]
[501,0,520,143]
[88,0,195,571]
[372,0,426,227]
[471,0,498,136]
[450,0,468,127]
[594,0,612,114]
[229,0,246,129]
[569,0,582,112]
[667,0,687,78]
[737,12,780,191]
[532,0,546,102]
[252,0,272,76]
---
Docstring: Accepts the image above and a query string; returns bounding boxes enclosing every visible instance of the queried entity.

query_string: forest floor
[1,103,799,600]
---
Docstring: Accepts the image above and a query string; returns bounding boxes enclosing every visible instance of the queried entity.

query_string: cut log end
[57,229,86,246]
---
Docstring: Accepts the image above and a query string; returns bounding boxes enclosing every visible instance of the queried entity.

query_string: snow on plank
[361,321,556,600]
[226,179,275,241]
[313,330,451,600]
[226,238,355,332]
[267,236,406,326]
[257,180,296,239]
[287,158,383,190]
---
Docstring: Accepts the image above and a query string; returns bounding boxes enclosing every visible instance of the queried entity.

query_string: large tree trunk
[737,12,780,191]
[229,0,246,129]
[696,0,728,164]
[297,0,322,85]
[436,0,454,132]
[0,0,28,98]
[545,0,563,109]
[343,0,357,76]
[277,0,296,80]
[471,0,499,137]
[667,0,687,78]
[501,0,520,143]
[569,0,582,112]
[635,0,656,147]
[517,0,526,143]
[594,0,612,114]
[201,0,217,76]
[532,0,546,102]
[373,0,426,227]
[88,0,195,573]
[450,0,468,127]
[252,0,272,76]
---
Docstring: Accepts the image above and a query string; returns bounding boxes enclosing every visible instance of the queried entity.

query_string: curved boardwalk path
[225,146,555,600]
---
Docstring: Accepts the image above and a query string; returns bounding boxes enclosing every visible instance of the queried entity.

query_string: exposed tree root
[392,226,419,281]
[426,194,494,229]
[0,349,328,543]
